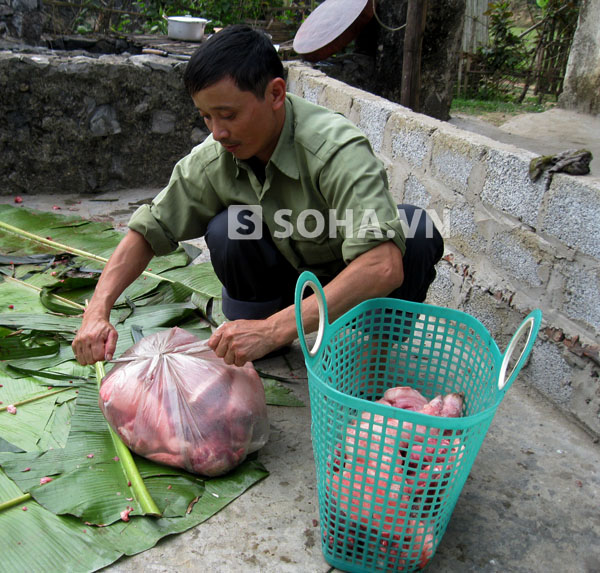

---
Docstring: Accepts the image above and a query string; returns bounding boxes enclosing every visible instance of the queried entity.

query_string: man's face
[191,76,286,164]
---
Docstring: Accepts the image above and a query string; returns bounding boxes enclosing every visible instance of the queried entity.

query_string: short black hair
[183,25,284,99]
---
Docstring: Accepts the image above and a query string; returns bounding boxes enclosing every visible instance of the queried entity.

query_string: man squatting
[72,25,444,367]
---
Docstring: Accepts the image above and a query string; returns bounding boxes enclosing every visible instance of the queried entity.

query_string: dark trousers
[205,204,444,320]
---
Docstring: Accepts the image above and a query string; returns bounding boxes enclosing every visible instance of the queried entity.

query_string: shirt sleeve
[128,147,225,256]
[318,136,406,264]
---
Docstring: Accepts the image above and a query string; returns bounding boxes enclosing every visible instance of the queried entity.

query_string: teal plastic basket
[294,271,542,572]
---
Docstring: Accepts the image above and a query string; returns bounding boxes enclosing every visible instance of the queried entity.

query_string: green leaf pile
[0,205,302,572]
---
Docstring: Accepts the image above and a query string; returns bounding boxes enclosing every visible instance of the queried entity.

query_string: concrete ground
[2,188,599,573]
[108,352,600,573]
[1,108,599,572]
[449,107,600,177]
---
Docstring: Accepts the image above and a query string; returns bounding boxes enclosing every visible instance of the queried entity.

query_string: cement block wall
[286,63,600,437]
[0,47,598,437]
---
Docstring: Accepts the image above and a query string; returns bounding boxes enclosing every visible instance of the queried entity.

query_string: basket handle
[498,309,542,391]
[294,271,329,364]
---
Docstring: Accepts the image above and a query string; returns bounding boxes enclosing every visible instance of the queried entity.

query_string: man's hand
[208,320,281,366]
[71,229,155,366]
[72,310,118,365]
[207,241,405,366]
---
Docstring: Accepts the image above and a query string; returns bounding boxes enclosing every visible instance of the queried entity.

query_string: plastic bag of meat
[99,327,269,477]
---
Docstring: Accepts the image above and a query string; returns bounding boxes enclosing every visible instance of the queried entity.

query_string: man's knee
[397,204,444,258]
[205,208,270,267]
[391,204,444,302]
[205,209,229,254]
[204,207,298,308]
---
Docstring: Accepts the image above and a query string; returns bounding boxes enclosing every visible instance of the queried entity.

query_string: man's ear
[268,77,287,110]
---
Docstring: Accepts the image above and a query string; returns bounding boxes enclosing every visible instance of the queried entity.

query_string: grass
[450,97,555,125]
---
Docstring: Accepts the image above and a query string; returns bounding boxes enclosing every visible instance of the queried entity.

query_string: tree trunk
[401,0,428,111]
[368,0,466,120]
[312,0,466,120]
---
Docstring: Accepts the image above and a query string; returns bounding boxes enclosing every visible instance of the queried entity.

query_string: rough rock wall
[288,63,600,438]
[312,0,465,121]
[0,0,44,43]
[0,51,206,195]
[559,0,600,116]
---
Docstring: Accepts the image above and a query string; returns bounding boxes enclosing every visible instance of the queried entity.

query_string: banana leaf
[179,241,203,261]
[0,369,78,452]
[0,381,268,525]
[126,280,194,307]
[1,382,197,524]
[0,458,267,573]
[0,205,187,278]
[159,263,223,299]
[260,377,306,407]
[0,438,23,453]
[206,296,227,326]
[0,204,286,570]
[0,254,55,265]
[0,206,220,314]
[0,329,61,361]
[2,364,88,383]
[0,205,190,276]
[0,276,49,314]
[0,205,123,259]
[0,468,124,572]
[1,302,201,375]
[0,314,81,333]
[40,277,99,315]
[0,352,91,385]
[3,343,78,374]
[0,253,57,284]
[1,271,77,302]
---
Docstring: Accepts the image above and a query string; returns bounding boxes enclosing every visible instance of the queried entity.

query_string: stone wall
[0,50,204,195]
[0,0,43,43]
[287,63,600,437]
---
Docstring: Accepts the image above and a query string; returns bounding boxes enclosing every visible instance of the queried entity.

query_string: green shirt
[128,93,406,282]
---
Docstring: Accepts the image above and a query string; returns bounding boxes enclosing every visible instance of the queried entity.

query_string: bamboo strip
[3,275,85,311]
[0,220,171,283]
[94,362,161,517]
[0,492,32,513]
[0,388,72,413]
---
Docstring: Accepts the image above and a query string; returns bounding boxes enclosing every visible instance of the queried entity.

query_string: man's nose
[211,121,229,142]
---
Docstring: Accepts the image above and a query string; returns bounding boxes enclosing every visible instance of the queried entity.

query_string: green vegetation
[450,96,554,125]
[62,0,316,36]
[451,97,549,116]
[456,0,579,121]
[133,0,285,34]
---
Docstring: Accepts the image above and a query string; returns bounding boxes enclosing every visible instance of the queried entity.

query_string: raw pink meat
[326,386,465,569]
[441,392,464,417]
[99,327,269,477]
[380,386,429,411]
[419,394,444,417]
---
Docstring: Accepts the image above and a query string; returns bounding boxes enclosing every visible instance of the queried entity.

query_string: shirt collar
[268,96,299,180]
